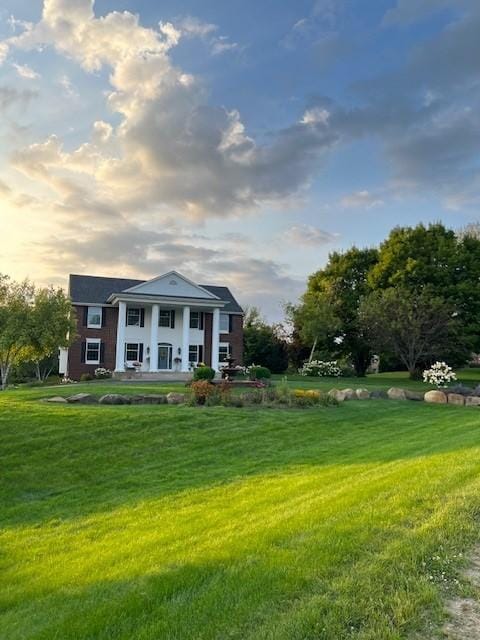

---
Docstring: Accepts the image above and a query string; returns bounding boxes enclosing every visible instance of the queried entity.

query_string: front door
[158,343,172,370]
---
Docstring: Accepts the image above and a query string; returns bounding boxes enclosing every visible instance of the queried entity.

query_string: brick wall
[68,305,118,380]
[220,314,244,366]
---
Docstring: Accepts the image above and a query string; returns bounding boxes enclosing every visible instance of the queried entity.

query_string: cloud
[0,85,37,111]
[382,0,466,26]
[340,190,384,209]
[282,224,338,246]
[12,62,40,80]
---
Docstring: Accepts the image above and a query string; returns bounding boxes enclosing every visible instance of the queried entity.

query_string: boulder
[405,390,425,402]
[328,389,346,402]
[45,396,67,403]
[141,394,167,404]
[466,396,480,407]
[341,388,356,400]
[67,393,97,404]
[424,390,447,404]
[370,389,388,400]
[356,388,370,400]
[99,394,131,405]
[167,392,186,405]
[448,393,465,406]
[387,387,407,401]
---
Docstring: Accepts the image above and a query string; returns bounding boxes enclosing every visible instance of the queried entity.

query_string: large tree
[359,287,462,378]
[370,223,480,353]
[27,286,77,381]
[295,247,379,376]
[0,277,35,390]
[243,306,288,373]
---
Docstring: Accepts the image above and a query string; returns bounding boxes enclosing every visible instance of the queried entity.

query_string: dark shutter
[170,310,175,328]
[83,307,88,327]
[139,344,144,362]
[126,306,129,325]
[101,307,107,327]
[140,308,145,327]
[228,315,233,333]
[81,341,86,363]
[99,342,105,364]
[199,345,204,362]
[200,312,204,330]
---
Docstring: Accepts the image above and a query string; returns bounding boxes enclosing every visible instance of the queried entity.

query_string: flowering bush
[94,367,112,379]
[245,364,271,380]
[299,360,342,377]
[423,362,457,388]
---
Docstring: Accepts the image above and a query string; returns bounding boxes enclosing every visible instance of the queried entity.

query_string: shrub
[94,367,112,379]
[80,373,93,382]
[193,366,215,382]
[422,362,457,388]
[190,380,217,404]
[299,360,342,377]
[246,364,271,381]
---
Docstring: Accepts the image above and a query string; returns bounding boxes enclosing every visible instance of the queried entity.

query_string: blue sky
[0,0,479,319]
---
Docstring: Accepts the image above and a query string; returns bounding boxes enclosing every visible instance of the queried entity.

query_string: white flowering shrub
[94,367,112,379]
[423,362,457,388]
[300,360,342,377]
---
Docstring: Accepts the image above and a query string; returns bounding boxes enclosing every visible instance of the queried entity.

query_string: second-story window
[87,306,102,328]
[127,308,141,326]
[219,313,230,333]
[190,311,204,329]
[159,309,175,328]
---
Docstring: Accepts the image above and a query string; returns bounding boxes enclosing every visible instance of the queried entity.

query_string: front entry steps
[113,371,193,382]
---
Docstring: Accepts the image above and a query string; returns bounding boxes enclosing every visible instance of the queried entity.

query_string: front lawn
[1,384,480,638]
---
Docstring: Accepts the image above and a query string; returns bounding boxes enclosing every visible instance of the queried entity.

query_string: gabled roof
[69,274,243,313]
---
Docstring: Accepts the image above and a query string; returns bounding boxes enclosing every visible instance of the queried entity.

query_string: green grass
[2,376,480,639]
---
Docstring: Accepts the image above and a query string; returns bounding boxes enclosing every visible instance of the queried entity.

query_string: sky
[0,0,479,320]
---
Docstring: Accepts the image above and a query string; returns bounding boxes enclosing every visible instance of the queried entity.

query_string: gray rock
[328,389,346,402]
[424,390,447,404]
[448,393,465,406]
[466,396,480,407]
[141,394,168,404]
[45,396,68,403]
[67,393,97,404]
[99,394,131,405]
[387,387,407,401]
[370,389,388,400]
[356,388,370,400]
[341,388,356,400]
[166,392,186,405]
[405,390,425,402]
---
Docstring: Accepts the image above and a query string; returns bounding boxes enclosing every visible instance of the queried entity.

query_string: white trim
[123,270,221,300]
[211,308,220,371]
[87,306,102,329]
[85,338,101,365]
[181,306,190,372]
[219,342,231,364]
[115,301,126,372]
[107,294,227,308]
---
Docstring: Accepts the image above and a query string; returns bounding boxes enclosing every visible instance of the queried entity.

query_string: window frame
[159,309,174,328]
[189,344,204,365]
[219,342,230,363]
[189,311,203,330]
[125,343,140,362]
[126,307,141,327]
[85,338,101,364]
[87,306,102,329]
[219,313,230,333]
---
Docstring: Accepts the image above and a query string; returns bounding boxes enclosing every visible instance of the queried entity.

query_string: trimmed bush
[190,380,217,404]
[193,366,215,382]
[246,365,271,381]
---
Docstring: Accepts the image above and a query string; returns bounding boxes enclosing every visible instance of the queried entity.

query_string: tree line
[245,223,480,378]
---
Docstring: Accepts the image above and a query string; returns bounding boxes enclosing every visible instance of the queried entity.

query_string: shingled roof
[69,274,243,313]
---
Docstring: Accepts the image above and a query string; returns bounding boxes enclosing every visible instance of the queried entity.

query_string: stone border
[43,392,185,405]
[328,387,480,407]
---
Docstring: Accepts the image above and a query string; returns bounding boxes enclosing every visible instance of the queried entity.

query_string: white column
[211,307,220,372]
[115,301,126,372]
[150,304,159,372]
[181,306,190,372]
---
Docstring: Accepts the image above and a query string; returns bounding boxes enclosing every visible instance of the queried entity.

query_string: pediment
[122,271,220,299]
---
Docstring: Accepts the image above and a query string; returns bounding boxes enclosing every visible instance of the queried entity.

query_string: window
[127,308,141,326]
[85,338,101,364]
[87,306,102,328]
[125,343,143,362]
[190,311,203,329]
[219,313,230,333]
[159,309,175,328]
[189,344,203,365]
[219,343,230,363]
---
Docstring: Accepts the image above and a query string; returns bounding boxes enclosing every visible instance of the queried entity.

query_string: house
[61,271,243,380]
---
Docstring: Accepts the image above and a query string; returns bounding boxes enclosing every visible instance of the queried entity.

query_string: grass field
[2,372,480,639]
